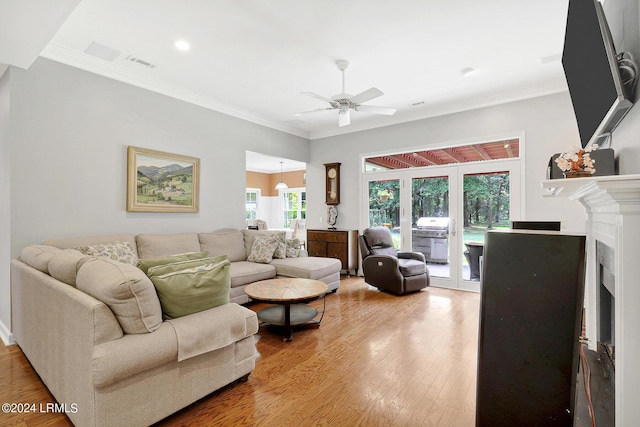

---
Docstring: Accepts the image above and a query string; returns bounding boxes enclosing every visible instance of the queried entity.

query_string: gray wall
[307,92,592,236]
[2,58,309,340]
[0,69,11,338]
[8,58,309,257]
[598,0,640,173]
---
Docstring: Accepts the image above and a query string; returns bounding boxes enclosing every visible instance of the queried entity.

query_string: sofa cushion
[146,255,227,277]
[76,258,163,334]
[229,261,276,287]
[167,303,256,361]
[48,249,91,287]
[135,251,210,274]
[135,233,201,259]
[398,258,427,277]
[43,234,138,255]
[285,238,302,258]
[241,229,286,257]
[370,246,398,257]
[246,235,280,264]
[91,304,258,387]
[198,229,247,262]
[270,257,342,280]
[272,232,287,259]
[20,245,61,274]
[149,258,231,319]
[76,241,137,264]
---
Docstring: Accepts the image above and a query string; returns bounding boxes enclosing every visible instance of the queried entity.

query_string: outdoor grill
[413,217,450,263]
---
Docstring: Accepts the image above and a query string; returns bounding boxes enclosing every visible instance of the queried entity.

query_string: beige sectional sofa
[10,228,342,427]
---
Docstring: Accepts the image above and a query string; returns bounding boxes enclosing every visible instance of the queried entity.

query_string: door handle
[450,218,456,237]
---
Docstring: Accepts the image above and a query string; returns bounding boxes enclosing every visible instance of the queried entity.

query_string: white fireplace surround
[543,174,640,426]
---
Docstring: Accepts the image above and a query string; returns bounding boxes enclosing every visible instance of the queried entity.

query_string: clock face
[328,168,337,179]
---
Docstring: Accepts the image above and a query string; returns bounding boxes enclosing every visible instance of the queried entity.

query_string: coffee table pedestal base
[257,304,319,342]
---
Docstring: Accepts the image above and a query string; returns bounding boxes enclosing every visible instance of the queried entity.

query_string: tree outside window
[245,189,259,220]
[282,189,306,228]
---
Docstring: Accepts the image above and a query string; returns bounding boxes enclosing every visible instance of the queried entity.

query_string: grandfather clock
[324,162,341,205]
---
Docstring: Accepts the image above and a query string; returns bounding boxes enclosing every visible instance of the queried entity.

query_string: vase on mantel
[564,170,593,178]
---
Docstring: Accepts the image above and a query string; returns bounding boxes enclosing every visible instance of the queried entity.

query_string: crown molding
[39,43,311,139]
[40,43,567,142]
[308,79,569,140]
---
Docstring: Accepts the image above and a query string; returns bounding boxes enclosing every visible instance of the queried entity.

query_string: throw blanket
[167,303,249,362]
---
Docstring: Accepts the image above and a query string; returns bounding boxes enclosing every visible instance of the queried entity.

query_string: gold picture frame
[127,146,200,212]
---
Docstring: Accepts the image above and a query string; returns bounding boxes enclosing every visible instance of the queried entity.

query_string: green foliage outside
[368,172,511,233]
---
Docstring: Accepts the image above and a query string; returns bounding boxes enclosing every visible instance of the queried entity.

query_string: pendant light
[275,162,288,190]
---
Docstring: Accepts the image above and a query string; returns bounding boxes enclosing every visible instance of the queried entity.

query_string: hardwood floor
[0,277,481,426]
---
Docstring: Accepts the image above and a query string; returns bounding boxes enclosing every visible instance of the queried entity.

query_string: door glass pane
[411,176,450,278]
[368,179,400,249]
[462,171,510,281]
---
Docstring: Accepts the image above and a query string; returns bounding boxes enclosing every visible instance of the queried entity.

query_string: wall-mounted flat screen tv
[562,0,634,148]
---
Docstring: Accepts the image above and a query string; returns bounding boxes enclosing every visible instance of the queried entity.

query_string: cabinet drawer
[307,241,327,257]
[307,231,347,243]
[324,233,347,243]
[327,243,347,265]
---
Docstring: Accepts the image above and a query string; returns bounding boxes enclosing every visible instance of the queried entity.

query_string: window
[282,189,306,228]
[245,189,259,220]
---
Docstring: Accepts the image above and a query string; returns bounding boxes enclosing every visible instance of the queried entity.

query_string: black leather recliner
[358,227,430,295]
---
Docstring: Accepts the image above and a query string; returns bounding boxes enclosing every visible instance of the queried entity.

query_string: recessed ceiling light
[461,67,475,77]
[174,40,190,51]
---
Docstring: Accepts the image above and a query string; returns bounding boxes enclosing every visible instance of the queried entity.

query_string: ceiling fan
[296,60,396,127]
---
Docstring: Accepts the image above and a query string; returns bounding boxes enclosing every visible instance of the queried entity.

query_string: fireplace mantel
[542,174,640,426]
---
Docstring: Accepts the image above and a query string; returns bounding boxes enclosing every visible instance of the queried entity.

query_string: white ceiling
[246,151,306,174]
[2,0,571,169]
[30,0,570,141]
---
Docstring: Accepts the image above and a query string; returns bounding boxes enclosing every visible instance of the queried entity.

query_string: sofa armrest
[398,251,426,263]
[11,259,124,427]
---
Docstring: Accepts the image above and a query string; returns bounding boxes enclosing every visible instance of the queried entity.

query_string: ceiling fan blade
[301,92,334,104]
[355,104,397,116]
[349,87,383,105]
[338,109,350,127]
[294,108,334,116]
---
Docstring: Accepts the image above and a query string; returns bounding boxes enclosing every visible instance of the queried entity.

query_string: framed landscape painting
[127,146,200,212]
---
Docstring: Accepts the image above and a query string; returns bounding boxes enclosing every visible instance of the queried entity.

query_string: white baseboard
[0,319,15,346]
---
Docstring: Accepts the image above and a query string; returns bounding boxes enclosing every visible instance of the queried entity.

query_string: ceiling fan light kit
[297,60,396,127]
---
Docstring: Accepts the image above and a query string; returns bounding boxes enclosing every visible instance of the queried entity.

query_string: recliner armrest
[398,251,426,263]
[362,255,404,289]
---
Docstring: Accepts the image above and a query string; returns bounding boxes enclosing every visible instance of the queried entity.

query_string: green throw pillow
[150,258,231,319]
[136,251,210,274]
[146,255,227,278]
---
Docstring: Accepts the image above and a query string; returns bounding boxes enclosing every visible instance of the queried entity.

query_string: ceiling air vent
[124,55,156,69]
[84,42,121,62]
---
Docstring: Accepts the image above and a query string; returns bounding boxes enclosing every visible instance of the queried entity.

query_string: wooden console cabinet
[307,229,358,276]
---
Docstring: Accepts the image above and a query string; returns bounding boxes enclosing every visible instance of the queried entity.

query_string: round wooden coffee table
[245,278,328,342]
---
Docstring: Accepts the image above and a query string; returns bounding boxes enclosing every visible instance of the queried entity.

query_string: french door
[363,159,521,292]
